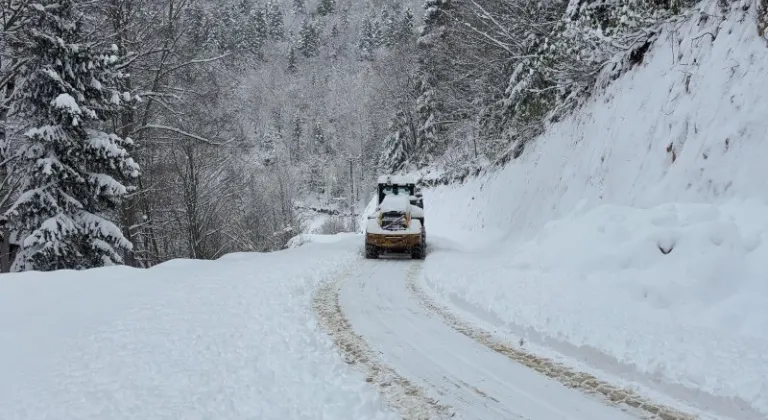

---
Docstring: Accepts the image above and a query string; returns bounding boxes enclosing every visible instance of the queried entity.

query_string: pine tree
[219,0,268,56]
[297,18,320,57]
[271,108,284,135]
[379,110,414,173]
[287,46,298,73]
[293,0,305,14]
[265,1,284,40]
[316,0,335,16]
[413,0,452,163]
[291,116,303,162]
[306,122,327,193]
[312,123,328,154]
[396,8,414,45]
[379,8,395,48]
[7,0,139,271]
[252,7,269,51]
[261,130,280,166]
[422,0,451,35]
[371,18,384,48]
[415,81,439,158]
[340,7,350,28]
[358,17,376,60]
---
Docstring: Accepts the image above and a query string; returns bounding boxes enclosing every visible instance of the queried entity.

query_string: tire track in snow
[405,264,697,420]
[313,264,455,420]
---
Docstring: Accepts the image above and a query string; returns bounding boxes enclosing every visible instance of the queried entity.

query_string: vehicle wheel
[365,244,379,259]
[410,244,425,260]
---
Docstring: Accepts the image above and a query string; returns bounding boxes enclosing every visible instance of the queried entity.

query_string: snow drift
[0,239,396,420]
[422,1,768,417]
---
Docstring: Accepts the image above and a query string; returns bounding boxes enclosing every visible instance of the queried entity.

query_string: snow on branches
[5,0,139,271]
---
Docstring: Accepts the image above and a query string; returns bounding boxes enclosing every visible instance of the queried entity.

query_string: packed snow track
[330,256,648,420]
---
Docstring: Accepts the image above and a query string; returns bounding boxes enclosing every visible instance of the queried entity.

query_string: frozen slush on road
[0,238,398,420]
[335,258,647,420]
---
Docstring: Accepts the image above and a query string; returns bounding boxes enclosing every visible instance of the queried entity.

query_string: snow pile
[379,194,410,212]
[421,2,768,417]
[358,194,379,230]
[286,231,360,248]
[0,239,396,420]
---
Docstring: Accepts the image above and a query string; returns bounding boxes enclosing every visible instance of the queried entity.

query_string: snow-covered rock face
[421,2,768,417]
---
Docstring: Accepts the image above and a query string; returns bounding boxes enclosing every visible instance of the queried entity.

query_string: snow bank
[286,232,360,248]
[0,239,396,420]
[424,200,768,414]
[358,194,379,230]
[422,2,768,417]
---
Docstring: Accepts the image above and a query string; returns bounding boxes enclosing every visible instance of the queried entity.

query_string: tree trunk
[0,225,11,273]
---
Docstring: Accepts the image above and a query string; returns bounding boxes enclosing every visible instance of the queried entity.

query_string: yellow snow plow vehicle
[364,175,425,259]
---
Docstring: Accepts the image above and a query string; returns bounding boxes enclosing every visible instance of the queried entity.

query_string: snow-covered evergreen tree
[291,116,303,162]
[378,110,414,173]
[358,17,376,60]
[261,129,280,166]
[316,0,335,17]
[287,46,298,73]
[6,0,139,271]
[379,8,395,48]
[297,18,320,57]
[265,1,284,40]
[413,0,452,163]
[312,123,330,155]
[219,0,268,56]
[293,0,305,14]
[371,18,384,49]
[397,8,415,44]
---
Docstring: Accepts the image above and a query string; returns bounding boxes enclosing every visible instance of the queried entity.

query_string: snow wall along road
[420,1,768,418]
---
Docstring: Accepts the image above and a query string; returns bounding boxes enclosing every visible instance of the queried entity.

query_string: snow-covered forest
[0,0,423,270]
[0,0,759,271]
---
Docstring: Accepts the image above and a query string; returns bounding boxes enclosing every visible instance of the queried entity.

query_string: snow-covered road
[335,256,642,420]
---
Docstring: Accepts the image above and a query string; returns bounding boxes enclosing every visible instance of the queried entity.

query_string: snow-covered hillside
[0,238,395,420]
[422,1,768,417]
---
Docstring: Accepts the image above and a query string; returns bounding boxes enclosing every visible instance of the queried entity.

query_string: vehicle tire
[410,244,425,260]
[365,244,379,259]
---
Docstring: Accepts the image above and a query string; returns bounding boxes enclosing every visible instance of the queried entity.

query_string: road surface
[332,257,643,420]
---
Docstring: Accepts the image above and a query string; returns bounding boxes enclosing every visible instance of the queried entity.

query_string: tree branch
[133,124,231,145]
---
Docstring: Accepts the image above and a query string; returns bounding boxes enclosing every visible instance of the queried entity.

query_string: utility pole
[345,154,361,230]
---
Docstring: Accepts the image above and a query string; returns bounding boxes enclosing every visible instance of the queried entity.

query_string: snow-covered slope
[422,1,768,417]
[0,238,396,420]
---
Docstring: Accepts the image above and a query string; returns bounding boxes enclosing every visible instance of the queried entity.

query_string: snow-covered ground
[0,238,396,420]
[421,2,768,418]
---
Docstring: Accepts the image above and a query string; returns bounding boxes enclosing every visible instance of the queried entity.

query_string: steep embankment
[422,1,768,418]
